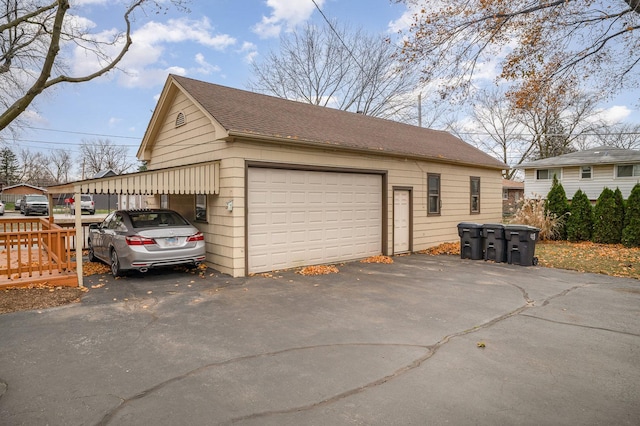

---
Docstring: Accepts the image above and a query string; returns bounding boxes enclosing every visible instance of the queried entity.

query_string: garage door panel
[248,168,382,273]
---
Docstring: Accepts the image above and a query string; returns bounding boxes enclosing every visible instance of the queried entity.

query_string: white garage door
[248,168,382,273]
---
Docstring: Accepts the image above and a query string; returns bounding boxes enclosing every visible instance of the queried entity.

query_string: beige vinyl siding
[146,91,227,170]
[211,139,502,276]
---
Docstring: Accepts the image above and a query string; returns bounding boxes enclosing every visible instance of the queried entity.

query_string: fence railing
[0,217,78,288]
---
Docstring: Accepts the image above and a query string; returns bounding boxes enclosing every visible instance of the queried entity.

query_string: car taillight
[126,235,156,245]
[187,232,204,242]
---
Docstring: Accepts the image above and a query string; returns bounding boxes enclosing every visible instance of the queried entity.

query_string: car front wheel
[110,249,123,278]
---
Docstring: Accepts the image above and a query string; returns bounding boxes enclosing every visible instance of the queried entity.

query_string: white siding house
[517,147,640,201]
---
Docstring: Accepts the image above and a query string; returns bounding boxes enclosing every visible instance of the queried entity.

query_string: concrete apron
[0,254,639,426]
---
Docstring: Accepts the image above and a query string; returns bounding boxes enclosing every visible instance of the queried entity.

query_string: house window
[536,168,561,180]
[502,189,509,200]
[175,112,186,128]
[581,166,592,179]
[195,194,207,222]
[470,177,480,214]
[617,164,640,178]
[160,194,169,209]
[427,173,441,216]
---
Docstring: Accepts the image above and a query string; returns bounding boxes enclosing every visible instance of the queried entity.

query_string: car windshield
[129,211,190,228]
[81,195,92,201]
[26,195,47,202]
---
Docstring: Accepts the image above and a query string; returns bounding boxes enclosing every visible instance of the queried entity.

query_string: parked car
[87,209,206,277]
[20,194,49,216]
[71,194,95,215]
[0,200,4,215]
[14,198,21,210]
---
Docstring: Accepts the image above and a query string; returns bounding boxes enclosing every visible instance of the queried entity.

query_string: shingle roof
[171,75,506,170]
[502,179,524,189]
[517,146,640,168]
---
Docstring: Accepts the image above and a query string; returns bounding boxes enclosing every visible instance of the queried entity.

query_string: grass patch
[424,240,640,279]
[536,241,640,279]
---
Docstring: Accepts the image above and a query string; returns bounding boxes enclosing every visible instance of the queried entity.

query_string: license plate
[164,237,179,246]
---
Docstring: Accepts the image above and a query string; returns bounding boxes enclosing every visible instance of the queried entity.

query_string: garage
[248,167,383,273]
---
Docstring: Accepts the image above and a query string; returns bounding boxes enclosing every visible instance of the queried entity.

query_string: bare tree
[516,88,603,161]
[0,0,188,133]
[79,139,134,176]
[590,122,640,150]
[395,0,640,103]
[45,148,73,184]
[17,148,50,186]
[450,86,607,178]
[449,89,525,180]
[248,20,418,122]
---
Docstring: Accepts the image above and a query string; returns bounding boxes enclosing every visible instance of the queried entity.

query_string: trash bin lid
[505,224,539,232]
[482,223,505,229]
[457,222,483,228]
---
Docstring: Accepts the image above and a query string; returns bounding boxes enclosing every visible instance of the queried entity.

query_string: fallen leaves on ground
[536,241,640,279]
[360,255,394,264]
[0,286,85,314]
[420,242,461,256]
[83,261,111,276]
[298,265,339,276]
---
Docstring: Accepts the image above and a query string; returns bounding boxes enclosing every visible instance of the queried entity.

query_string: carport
[47,161,219,286]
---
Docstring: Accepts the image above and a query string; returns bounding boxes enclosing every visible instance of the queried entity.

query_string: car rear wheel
[110,249,123,277]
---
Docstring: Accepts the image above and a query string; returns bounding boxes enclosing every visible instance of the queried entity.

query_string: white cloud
[252,0,324,38]
[593,105,632,125]
[108,117,122,126]
[69,16,235,88]
[194,53,221,75]
[238,41,258,63]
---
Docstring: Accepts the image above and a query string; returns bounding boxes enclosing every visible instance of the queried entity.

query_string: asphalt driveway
[1,255,639,425]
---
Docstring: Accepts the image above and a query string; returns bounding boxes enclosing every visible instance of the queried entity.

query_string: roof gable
[168,75,505,170]
[518,146,640,169]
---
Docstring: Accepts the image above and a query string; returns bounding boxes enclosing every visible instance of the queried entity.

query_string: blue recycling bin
[457,222,483,260]
[505,225,540,266]
[482,223,507,263]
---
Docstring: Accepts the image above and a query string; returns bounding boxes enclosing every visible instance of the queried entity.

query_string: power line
[24,126,142,140]
[311,0,366,73]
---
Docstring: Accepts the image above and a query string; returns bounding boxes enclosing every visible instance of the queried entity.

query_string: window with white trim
[536,168,561,180]
[580,166,592,179]
[617,164,640,178]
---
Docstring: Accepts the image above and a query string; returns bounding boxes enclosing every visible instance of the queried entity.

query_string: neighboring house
[49,75,506,277]
[517,146,640,201]
[502,179,524,217]
[1,184,47,205]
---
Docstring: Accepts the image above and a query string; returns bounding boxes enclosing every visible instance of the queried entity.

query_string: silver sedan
[88,209,206,277]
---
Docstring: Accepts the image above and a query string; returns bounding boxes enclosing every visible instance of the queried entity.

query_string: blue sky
[9,0,640,174]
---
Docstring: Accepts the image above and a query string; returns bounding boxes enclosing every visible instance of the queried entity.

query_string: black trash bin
[505,225,540,266]
[457,222,483,260]
[482,223,507,263]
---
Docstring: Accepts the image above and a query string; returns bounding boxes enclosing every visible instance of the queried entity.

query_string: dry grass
[508,195,565,240]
